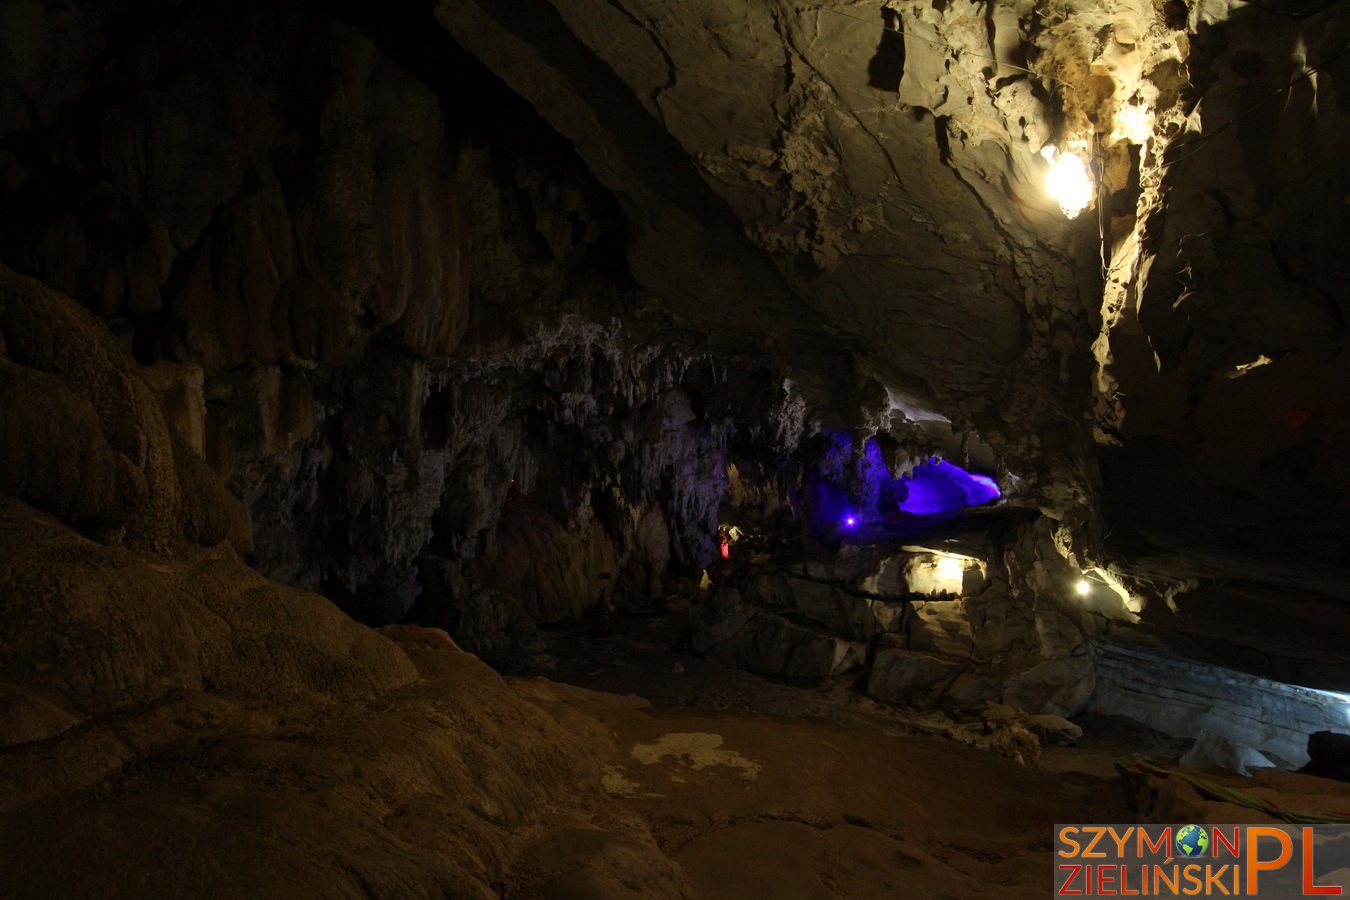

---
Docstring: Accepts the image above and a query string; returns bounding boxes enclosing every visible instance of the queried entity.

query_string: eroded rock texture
[690,515,1097,722]
[1098,2,1350,564]
[433,0,1149,527]
[0,1,790,644]
[429,0,1350,686]
[0,263,688,898]
[0,267,251,556]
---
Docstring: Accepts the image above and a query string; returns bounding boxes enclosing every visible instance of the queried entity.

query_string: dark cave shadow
[866,9,906,92]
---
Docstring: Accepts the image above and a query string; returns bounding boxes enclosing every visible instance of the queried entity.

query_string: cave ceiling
[438,0,1350,571]
[435,0,1171,452]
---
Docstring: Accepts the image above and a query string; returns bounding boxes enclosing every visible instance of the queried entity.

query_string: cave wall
[427,1,1350,737]
[429,0,1350,693]
[0,0,1106,718]
[693,515,1098,719]
[1088,642,1347,768]
[433,0,1114,529]
[0,0,858,659]
[0,1,474,615]
[0,261,418,727]
[1096,0,1350,569]
[4,0,1349,721]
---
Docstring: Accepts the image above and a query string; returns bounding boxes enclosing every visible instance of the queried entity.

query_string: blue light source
[896,459,1001,516]
[844,515,857,528]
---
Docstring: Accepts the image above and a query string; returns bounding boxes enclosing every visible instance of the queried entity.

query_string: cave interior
[2,0,1350,896]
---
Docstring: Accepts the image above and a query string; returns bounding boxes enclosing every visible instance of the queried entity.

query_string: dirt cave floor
[493,607,1350,898]
[5,588,1349,899]
[511,677,1125,899]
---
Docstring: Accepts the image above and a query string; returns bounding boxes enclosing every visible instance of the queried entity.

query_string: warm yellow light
[1075,578,1091,596]
[1041,145,1093,219]
[935,556,965,581]
[1112,104,1153,145]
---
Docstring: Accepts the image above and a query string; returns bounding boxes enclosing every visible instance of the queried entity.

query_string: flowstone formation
[0,263,696,897]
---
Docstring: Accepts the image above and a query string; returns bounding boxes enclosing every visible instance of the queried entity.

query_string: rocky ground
[6,580,1348,898]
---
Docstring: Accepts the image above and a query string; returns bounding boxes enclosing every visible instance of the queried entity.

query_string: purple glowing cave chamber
[838,457,1002,529]
[896,458,1001,515]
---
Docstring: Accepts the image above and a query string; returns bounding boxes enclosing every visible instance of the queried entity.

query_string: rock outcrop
[1096,2,1350,568]
[0,2,786,634]
[0,264,683,899]
[691,522,1096,719]
[1087,642,1348,770]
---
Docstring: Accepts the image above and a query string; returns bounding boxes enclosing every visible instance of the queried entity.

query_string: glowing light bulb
[1075,579,1091,597]
[844,516,856,528]
[1041,145,1093,219]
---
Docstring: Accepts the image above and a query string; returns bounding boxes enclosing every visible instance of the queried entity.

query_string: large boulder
[1181,729,1275,777]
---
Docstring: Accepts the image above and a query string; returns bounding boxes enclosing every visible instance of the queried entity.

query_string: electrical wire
[1093,132,1110,280]
[1157,38,1350,169]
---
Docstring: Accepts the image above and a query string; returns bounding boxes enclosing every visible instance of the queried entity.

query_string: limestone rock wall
[5,0,1348,692]
[1,3,468,368]
[0,1,793,640]
[0,261,684,900]
[1,0,477,617]
[1088,642,1349,769]
[1096,1,1350,569]
[0,264,414,729]
[430,0,1350,688]
[431,0,1200,536]
[691,518,1099,719]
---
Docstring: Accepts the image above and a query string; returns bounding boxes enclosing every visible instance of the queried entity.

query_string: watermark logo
[1056,824,1350,895]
